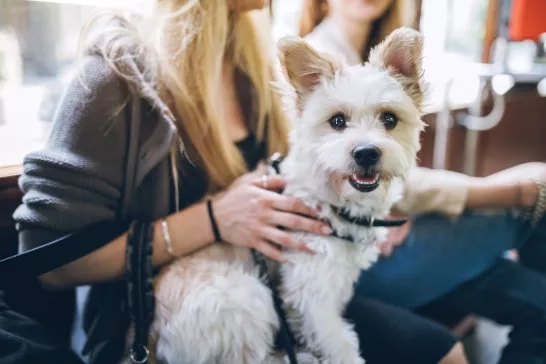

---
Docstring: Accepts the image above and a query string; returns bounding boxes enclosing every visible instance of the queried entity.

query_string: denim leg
[416,259,546,364]
[356,210,529,309]
[519,214,546,275]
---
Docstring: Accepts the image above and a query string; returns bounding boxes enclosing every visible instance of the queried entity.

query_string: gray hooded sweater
[13,51,176,250]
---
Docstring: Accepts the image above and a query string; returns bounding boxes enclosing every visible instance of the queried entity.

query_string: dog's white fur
[148,27,425,364]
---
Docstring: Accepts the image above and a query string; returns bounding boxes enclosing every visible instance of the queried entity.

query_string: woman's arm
[395,163,546,217]
[15,55,214,289]
[471,162,546,209]
[465,181,526,210]
[15,55,328,290]
[464,162,545,209]
[36,173,327,290]
[37,202,213,289]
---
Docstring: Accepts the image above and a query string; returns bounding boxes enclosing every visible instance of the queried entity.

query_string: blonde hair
[80,0,289,193]
[299,0,413,60]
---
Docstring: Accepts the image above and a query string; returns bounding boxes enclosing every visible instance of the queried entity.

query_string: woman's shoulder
[304,20,360,66]
[304,21,336,51]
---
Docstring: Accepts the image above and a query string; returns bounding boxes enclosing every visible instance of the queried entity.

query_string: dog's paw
[294,352,320,364]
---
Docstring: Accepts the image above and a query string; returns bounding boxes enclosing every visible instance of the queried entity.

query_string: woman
[11,0,466,363]
[302,0,546,363]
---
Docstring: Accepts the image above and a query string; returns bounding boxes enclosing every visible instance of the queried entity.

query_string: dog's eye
[381,112,398,130]
[328,113,347,130]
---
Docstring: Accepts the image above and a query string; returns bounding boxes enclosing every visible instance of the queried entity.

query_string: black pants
[345,296,457,364]
[0,281,82,364]
[417,223,546,364]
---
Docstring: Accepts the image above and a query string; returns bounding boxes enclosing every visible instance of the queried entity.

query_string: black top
[178,133,267,208]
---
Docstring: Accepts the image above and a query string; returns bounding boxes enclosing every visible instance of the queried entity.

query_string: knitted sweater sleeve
[13,54,129,251]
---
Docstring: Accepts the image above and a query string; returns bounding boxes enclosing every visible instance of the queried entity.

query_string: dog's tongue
[352,173,378,183]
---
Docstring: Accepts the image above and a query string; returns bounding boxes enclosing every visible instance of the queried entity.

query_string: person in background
[12,0,467,363]
[302,1,546,363]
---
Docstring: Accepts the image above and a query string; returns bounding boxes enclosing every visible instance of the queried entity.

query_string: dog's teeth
[351,173,379,185]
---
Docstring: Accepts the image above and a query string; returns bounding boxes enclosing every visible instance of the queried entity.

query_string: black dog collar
[330,205,407,228]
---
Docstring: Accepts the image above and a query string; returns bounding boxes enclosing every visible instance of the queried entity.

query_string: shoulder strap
[119,95,141,222]
[0,96,142,289]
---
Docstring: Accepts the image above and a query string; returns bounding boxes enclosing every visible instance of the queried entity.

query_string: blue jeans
[357,210,546,363]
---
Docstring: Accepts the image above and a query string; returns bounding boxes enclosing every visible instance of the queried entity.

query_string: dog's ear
[277,36,341,98]
[368,27,424,107]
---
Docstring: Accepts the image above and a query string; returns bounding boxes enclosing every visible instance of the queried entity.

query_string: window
[420,0,488,63]
[0,0,147,168]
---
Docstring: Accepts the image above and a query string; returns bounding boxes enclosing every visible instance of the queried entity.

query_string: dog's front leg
[298,303,364,364]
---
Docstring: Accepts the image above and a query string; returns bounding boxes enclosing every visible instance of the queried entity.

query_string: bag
[0,96,146,364]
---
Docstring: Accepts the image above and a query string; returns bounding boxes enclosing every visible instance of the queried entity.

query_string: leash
[251,249,299,364]
[252,152,299,364]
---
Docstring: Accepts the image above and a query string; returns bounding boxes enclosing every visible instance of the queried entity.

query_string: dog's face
[278,28,425,208]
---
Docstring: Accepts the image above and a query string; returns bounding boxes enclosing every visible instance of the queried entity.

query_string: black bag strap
[126,221,154,364]
[0,95,142,290]
[0,221,127,289]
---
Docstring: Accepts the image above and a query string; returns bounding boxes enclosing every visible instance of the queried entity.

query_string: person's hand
[212,170,333,261]
[377,215,412,257]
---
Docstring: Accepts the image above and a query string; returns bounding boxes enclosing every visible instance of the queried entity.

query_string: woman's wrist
[518,179,539,208]
[206,199,222,242]
[153,202,215,263]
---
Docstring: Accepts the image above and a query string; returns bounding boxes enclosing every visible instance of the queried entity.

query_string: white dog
[149,27,425,364]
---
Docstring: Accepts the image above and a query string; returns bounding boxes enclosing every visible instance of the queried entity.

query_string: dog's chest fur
[272,158,388,314]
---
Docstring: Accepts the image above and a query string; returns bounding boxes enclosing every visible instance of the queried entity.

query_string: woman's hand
[212,170,332,261]
[377,214,412,257]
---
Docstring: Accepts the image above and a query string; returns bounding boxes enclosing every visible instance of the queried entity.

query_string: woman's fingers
[271,195,319,218]
[250,174,286,192]
[261,227,315,254]
[377,241,394,257]
[253,240,285,262]
[268,210,331,236]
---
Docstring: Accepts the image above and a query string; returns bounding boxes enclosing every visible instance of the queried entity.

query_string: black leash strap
[126,221,155,364]
[251,249,299,364]
[255,153,299,364]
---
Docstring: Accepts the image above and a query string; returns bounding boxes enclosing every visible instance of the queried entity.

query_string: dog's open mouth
[348,172,379,192]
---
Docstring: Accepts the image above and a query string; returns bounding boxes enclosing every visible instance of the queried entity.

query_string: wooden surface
[417,88,546,175]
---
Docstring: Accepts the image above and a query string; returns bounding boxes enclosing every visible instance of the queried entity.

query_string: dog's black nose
[352,145,381,166]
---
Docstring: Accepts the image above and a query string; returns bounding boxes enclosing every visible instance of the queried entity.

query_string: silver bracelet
[161,218,176,257]
[530,177,546,228]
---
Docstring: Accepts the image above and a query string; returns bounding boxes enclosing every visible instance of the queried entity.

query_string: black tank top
[177,134,267,208]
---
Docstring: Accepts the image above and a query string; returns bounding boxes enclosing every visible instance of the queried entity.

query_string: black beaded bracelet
[206,199,222,242]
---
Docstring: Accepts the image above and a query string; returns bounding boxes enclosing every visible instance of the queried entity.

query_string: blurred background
[1,0,545,171]
[0,1,545,363]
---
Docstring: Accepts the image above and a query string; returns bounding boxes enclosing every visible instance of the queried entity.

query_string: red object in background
[509,0,546,41]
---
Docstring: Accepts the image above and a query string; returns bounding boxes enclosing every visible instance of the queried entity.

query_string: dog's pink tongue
[352,173,378,183]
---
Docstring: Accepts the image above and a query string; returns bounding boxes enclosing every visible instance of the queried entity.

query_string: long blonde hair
[80,0,290,192]
[299,0,413,60]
